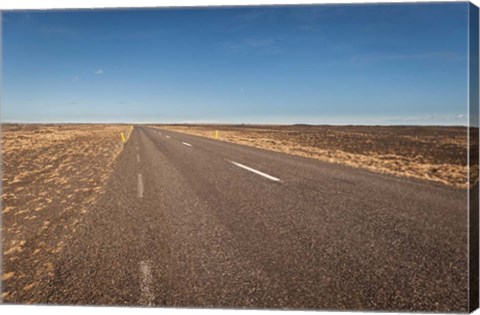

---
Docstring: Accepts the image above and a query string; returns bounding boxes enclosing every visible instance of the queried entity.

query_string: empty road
[37,126,468,311]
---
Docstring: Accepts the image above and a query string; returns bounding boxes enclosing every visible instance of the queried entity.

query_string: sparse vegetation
[1,124,132,302]
[155,124,474,188]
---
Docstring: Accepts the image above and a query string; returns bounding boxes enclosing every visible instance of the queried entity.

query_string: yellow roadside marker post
[121,132,126,143]
[214,130,219,139]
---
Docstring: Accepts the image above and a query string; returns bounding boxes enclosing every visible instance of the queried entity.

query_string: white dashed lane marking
[139,261,154,305]
[138,173,144,198]
[231,161,281,182]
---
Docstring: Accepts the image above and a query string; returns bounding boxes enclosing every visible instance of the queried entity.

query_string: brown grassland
[155,124,476,188]
[1,124,132,302]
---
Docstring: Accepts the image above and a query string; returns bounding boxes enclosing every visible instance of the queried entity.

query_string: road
[39,126,468,311]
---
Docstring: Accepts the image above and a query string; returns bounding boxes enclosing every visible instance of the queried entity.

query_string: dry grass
[155,124,473,188]
[1,124,132,302]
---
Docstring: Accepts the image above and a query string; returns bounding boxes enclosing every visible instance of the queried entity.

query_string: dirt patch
[154,124,474,188]
[1,124,132,303]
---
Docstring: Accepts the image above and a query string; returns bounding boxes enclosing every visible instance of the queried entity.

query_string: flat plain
[156,124,474,188]
[0,124,472,311]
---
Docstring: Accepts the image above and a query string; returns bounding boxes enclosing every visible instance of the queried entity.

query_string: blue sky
[1,3,470,124]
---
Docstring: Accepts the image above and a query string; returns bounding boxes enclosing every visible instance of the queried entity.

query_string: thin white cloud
[351,52,464,63]
[40,26,77,36]
[94,69,104,75]
[224,38,281,55]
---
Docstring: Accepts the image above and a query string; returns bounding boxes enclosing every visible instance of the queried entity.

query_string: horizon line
[0,121,470,127]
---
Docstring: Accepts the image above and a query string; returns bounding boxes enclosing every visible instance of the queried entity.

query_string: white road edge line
[230,161,281,182]
[182,142,192,147]
[138,173,144,198]
[139,261,154,306]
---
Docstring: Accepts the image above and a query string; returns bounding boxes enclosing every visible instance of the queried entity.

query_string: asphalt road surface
[38,126,468,311]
